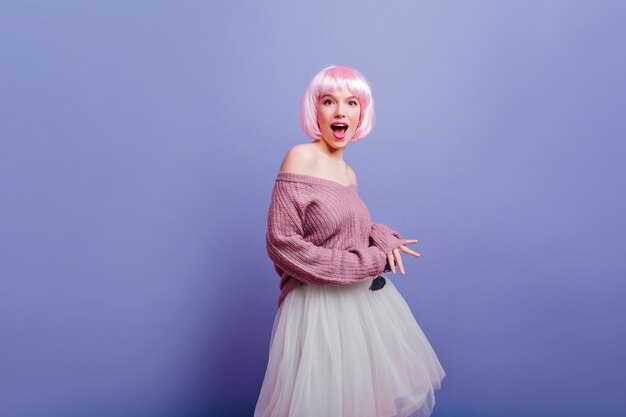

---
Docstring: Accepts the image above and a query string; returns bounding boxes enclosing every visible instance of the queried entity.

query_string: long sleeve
[369,222,406,255]
[266,181,387,286]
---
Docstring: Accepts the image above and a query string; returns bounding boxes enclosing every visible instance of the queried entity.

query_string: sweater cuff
[369,223,405,256]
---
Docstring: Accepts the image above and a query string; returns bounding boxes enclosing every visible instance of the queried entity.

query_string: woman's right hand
[387,239,420,274]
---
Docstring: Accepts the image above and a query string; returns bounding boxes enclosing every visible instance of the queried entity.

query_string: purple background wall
[1,1,625,416]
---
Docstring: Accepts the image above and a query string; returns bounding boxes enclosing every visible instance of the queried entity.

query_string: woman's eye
[324,99,333,105]
[349,100,358,106]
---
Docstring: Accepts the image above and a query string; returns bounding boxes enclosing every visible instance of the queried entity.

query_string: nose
[334,103,346,118]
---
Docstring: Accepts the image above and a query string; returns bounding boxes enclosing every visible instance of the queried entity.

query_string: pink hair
[299,65,375,142]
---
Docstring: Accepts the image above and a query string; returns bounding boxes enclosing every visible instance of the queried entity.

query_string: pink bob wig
[299,65,375,142]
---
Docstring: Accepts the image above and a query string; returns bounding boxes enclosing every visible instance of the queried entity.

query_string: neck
[311,138,346,162]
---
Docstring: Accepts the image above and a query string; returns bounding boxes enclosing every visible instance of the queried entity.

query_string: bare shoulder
[278,143,317,174]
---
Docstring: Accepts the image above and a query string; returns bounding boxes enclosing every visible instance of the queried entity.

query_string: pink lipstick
[331,122,348,140]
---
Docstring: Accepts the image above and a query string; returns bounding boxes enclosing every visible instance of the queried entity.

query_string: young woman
[255,66,445,417]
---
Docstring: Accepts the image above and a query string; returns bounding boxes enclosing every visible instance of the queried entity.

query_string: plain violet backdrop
[1,1,625,417]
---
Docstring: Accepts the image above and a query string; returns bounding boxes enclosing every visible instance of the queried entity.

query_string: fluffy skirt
[254,276,446,417]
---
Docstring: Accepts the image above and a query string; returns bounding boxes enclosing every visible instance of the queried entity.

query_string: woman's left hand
[387,239,420,274]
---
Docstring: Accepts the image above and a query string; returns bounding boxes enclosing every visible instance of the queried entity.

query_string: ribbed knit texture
[266,171,406,307]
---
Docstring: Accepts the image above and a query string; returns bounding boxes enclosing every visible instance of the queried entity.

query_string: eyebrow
[321,93,359,101]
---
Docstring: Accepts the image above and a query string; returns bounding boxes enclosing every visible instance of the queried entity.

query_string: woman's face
[316,86,361,148]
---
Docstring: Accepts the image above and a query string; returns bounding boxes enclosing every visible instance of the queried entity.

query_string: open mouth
[330,123,348,139]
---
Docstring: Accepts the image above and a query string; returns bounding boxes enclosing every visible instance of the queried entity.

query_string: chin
[323,133,354,146]
[330,139,348,148]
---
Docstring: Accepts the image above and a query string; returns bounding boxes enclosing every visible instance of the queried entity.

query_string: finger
[394,248,405,274]
[403,239,419,244]
[387,252,396,273]
[400,246,421,258]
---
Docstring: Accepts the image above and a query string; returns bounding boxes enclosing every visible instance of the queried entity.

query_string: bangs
[314,72,371,107]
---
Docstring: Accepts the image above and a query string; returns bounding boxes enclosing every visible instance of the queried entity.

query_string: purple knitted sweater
[266,171,406,308]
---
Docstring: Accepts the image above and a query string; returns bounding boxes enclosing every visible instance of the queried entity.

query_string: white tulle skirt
[254,275,446,417]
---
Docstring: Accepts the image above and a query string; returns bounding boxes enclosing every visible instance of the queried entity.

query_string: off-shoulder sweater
[266,171,406,308]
